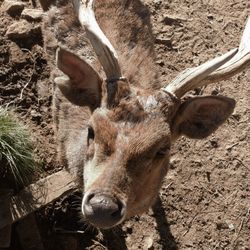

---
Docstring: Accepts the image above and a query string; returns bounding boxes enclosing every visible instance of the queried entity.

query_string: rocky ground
[0,0,249,249]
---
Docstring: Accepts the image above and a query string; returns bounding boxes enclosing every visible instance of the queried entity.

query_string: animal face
[55,48,235,228]
[39,0,249,229]
[82,91,173,227]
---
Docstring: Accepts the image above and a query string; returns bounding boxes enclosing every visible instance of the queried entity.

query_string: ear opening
[171,95,236,139]
[55,47,103,110]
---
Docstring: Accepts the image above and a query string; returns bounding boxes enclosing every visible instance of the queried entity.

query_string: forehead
[90,95,171,148]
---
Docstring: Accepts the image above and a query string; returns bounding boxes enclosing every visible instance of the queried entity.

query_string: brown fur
[41,0,235,228]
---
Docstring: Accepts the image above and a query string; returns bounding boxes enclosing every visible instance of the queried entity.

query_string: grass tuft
[0,108,37,186]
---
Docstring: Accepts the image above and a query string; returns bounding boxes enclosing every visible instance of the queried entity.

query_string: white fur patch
[83,145,106,190]
[138,95,158,111]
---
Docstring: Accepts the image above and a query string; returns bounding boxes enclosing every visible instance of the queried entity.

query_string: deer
[39,0,250,229]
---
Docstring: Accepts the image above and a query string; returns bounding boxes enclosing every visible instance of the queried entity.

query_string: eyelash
[155,145,170,158]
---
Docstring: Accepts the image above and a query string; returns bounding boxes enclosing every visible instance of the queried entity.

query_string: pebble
[9,42,27,64]
[30,110,42,118]
[6,20,40,41]
[163,14,186,26]
[21,8,43,21]
[143,236,154,249]
[2,0,25,17]
[155,35,172,47]
[37,80,50,99]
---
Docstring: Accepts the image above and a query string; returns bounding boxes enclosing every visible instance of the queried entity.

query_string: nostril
[86,193,95,203]
[111,199,124,218]
[111,210,121,218]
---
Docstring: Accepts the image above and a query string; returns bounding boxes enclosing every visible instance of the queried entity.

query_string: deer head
[45,0,250,229]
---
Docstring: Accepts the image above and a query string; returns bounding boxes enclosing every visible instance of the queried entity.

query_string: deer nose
[82,192,126,229]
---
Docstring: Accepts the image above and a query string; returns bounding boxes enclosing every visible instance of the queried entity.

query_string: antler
[162,17,250,98]
[73,0,123,80]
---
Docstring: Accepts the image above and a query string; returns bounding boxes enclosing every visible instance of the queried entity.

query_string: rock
[216,221,228,230]
[9,42,27,64]
[156,59,164,67]
[37,80,50,99]
[143,236,154,249]
[210,139,218,148]
[6,20,33,40]
[207,14,214,20]
[163,14,186,26]
[123,221,134,236]
[155,35,172,47]
[21,8,43,21]
[1,0,25,17]
[225,220,235,231]
[6,20,41,42]
[30,110,42,119]
[31,44,44,54]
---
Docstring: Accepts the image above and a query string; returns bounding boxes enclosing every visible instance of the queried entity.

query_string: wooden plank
[0,170,77,229]
[0,225,12,248]
[16,213,44,250]
[0,190,12,247]
[0,190,12,230]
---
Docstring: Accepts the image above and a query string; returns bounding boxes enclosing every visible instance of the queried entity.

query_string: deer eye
[155,145,170,158]
[87,127,95,146]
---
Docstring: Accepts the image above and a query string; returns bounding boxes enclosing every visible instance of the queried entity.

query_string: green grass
[0,108,37,186]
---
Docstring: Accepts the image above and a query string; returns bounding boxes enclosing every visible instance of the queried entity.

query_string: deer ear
[171,96,235,139]
[55,47,102,110]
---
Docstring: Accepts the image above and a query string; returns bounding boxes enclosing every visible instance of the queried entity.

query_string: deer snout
[82,191,126,229]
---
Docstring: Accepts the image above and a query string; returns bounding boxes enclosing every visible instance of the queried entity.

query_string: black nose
[83,192,125,228]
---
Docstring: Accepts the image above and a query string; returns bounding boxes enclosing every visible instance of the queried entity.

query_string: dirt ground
[0,0,249,249]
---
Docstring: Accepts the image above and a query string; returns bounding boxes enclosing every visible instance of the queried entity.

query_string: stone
[37,80,50,99]
[163,14,186,26]
[21,8,43,21]
[6,20,41,42]
[6,20,33,40]
[155,35,172,47]
[143,236,154,249]
[9,42,27,64]
[1,0,25,17]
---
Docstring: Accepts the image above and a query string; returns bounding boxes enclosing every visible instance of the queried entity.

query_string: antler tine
[73,0,123,80]
[163,16,250,98]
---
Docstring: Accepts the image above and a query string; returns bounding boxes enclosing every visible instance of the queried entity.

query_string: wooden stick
[0,225,12,248]
[16,214,44,250]
[0,170,77,229]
